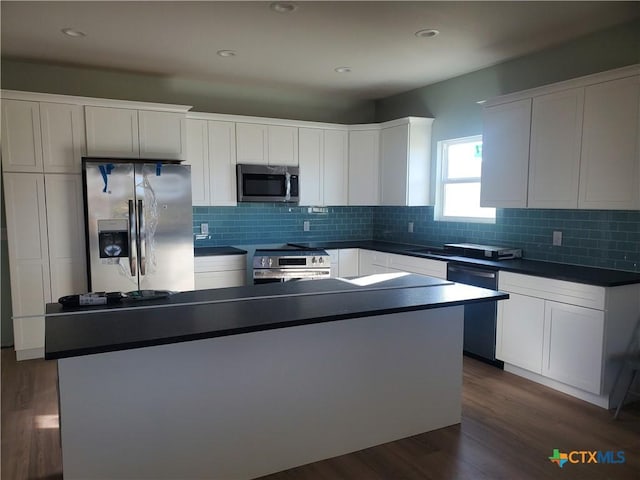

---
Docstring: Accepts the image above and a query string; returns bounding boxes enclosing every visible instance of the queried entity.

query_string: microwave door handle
[138,200,146,276]
[285,172,291,201]
[128,200,137,277]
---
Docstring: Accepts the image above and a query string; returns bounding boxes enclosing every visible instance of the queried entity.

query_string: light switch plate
[303,221,310,232]
[553,231,562,246]
[200,223,209,234]
[408,222,414,233]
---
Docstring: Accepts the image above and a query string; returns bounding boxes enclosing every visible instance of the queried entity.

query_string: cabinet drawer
[194,255,246,273]
[498,271,605,310]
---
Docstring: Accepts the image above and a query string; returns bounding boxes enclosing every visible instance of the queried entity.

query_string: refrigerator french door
[83,158,194,293]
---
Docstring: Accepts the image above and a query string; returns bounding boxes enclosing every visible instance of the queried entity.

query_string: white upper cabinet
[480,99,532,208]
[138,110,187,160]
[85,106,140,158]
[208,121,237,206]
[348,129,380,205]
[323,129,349,205]
[186,118,237,206]
[528,89,584,209]
[187,118,210,205]
[268,125,298,166]
[298,127,324,206]
[40,102,86,173]
[298,127,348,206]
[236,123,298,166]
[579,75,640,209]
[86,106,186,160]
[380,117,432,206]
[481,66,639,210]
[1,100,43,172]
[235,123,266,164]
[2,100,85,174]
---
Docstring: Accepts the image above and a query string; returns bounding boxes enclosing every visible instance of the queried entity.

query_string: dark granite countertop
[288,241,640,287]
[194,246,247,257]
[45,274,507,360]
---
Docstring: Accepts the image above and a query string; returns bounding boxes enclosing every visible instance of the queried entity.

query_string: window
[435,135,495,223]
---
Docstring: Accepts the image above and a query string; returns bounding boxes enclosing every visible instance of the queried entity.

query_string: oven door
[237,164,299,203]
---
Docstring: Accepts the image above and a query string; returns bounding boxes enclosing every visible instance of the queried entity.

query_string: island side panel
[57,306,464,480]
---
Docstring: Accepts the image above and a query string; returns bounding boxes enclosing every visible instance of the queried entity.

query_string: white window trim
[434,135,495,224]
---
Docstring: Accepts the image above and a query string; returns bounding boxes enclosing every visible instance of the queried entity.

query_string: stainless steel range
[253,249,331,284]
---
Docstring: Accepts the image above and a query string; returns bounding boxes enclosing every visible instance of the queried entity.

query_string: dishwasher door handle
[447,265,497,279]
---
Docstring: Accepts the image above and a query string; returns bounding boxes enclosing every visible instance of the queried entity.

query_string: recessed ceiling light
[61,28,86,38]
[270,2,297,14]
[217,50,237,58]
[415,29,440,39]
[334,67,352,74]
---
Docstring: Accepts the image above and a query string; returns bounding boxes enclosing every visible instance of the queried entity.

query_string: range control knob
[260,257,266,267]
[318,257,324,264]
[268,258,273,267]
[311,257,317,264]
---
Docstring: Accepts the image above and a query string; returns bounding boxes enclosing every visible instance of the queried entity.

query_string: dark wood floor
[2,347,639,480]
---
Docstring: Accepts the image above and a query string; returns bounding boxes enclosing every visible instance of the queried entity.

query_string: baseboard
[15,347,45,361]
[504,363,610,409]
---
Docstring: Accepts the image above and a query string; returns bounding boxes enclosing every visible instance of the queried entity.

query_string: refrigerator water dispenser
[97,219,129,259]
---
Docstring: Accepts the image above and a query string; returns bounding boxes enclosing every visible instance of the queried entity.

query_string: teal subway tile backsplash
[193,204,639,272]
[193,203,373,246]
[373,207,639,272]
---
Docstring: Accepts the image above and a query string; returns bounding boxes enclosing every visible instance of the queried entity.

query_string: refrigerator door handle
[138,199,146,276]
[128,200,137,277]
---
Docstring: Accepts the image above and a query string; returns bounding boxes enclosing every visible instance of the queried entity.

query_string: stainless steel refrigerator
[83,158,194,293]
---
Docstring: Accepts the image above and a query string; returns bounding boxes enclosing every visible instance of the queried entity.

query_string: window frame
[434,135,495,224]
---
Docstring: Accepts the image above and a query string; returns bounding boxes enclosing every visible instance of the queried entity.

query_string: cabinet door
[209,121,237,206]
[496,292,545,373]
[1,100,43,172]
[298,128,324,206]
[3,173,51,355]
[186,119,210,205]
[480,99,532,208]
[45,174,88,301]
[579,75,640,209]
[338,249,359,277]
[380,124,408,205]
[528,89,583,208]
[139,111,187,160]
[236,123,267,165]
[348,129,380,205]
[326,249,340,277]
[40,102,85,173]
[85,106,139,158]
[542,301,604,394]
[268,125,298,166]
[194,271,245,289]
[323,129,349,206]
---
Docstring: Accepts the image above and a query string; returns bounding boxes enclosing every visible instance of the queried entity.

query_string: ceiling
[2,1,639,100]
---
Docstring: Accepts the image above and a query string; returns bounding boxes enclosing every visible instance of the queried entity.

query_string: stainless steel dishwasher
[446,263,503,368]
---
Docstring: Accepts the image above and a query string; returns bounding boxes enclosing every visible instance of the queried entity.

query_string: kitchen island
[46,273,507,480]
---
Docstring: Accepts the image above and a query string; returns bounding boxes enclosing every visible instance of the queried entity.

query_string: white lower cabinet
[496,271,639,407]
[327,249,360,277]
[542,301,604,394]
[496,293,545,373]
[194,255,247,290]
[358,249,447,279]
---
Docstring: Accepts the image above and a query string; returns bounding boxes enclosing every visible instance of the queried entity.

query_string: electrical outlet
[303,220,310,232]
[553,231,562,246]
[200,223,209,234]
[408,222,414,233]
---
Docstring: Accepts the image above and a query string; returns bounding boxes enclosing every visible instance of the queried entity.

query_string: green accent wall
[1,58,376,124]
[375,19,640,153]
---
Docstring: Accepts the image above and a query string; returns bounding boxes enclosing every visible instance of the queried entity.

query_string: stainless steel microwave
[236,164,299,203]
